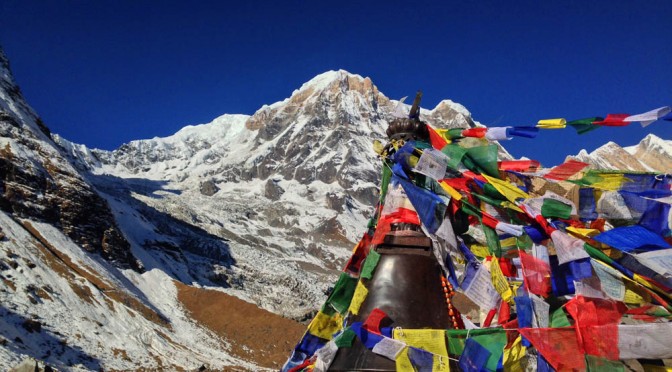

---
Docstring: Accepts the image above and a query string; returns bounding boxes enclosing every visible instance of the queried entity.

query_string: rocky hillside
[0,49,137,270]
[0,47,303,370]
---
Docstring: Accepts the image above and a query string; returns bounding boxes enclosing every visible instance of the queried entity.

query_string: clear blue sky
[1,0,671,166]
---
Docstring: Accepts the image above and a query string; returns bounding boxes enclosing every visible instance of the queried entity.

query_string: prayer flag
[593,225,671,253]
[462,127,488,138]
[624,106,671,127]
[518,327,585,371]
[537,118,567,129]
[618,322,672,359]
[507,126,539,138]
[551,230,590,264]
[458,338,491,372]
[325,273,358,314]
[397,176,447,234]
[427,125,449,150]
[485,126,512,140]
[593,114,631,126]
[519,251,552,297]
[308,311,344,340]
[567,117,601,134]
[544,160,589,181]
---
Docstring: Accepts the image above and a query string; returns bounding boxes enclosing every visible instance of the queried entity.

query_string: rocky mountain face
[0,51,138,270]
[569,133,672,172]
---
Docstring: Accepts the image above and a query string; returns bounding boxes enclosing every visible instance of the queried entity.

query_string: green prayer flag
[567,117,601,135]
[516,234,533,250]
[380,163,392,203]
[326,273,358,314]
[550,307,571,328]
[483,224,502,257]
[334,328,356,348]
[541,198,572,219]
[585,355,625,372]
[446,329,507,371]
[465,144,499,177]
[447,128,465,139]
[360,250,381,280]
[441,144,468,170]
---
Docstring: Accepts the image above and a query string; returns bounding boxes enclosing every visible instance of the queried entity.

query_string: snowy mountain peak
[569,134,672,173]
[296,69,371,93]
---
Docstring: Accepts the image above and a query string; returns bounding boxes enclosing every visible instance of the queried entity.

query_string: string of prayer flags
[624,106,671,127]
[285,97,672,371]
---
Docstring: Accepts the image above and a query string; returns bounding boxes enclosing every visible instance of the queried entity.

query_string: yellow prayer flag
[624,288,646,305]
[470,244,491,258]
[482,174,530,204]
[588,173,629,191]
[348,280,369,315]
[566,226,600,238]
[503,335,527,372]
[536,118,567,129]
[307,311,343,340]
[394,329,449,372]
[490,258,514,303]
[439,180,463,200]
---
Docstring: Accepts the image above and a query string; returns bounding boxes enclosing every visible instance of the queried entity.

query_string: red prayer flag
[498,300,511,325]
[363,308,388,334]
[582,324,619,360]
[427,125,448,150]
[565,296,625,360]
[498,160,541,172]
[518,327,585,371]
[372,207,421,245]
[519,251,552,297]
[462,127,488,138]
[592,113,631,126]
[343,233,372,275]
[544,160,590,181]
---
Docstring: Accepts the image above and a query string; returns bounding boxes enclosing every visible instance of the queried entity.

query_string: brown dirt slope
[175,281,304,369]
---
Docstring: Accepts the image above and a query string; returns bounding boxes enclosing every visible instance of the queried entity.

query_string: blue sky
[1,0,671,166]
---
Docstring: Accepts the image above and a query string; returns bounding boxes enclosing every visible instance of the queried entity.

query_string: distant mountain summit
[569,133,672,172]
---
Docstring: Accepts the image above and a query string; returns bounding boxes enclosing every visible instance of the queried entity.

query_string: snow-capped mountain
[1,44,477,370]
[569,133,672,172]
[55,70,477,319]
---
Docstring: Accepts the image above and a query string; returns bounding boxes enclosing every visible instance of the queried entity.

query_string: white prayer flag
[618,323,672,359]
[461,264,500,310]
[392,96,409,118]
[485,127,512,141]
[313,340,338,372]
[372,337,407,360]
[551,230,590,265]
[414,148,449,181]
[591,260,626,301]
[624,106,671,127]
